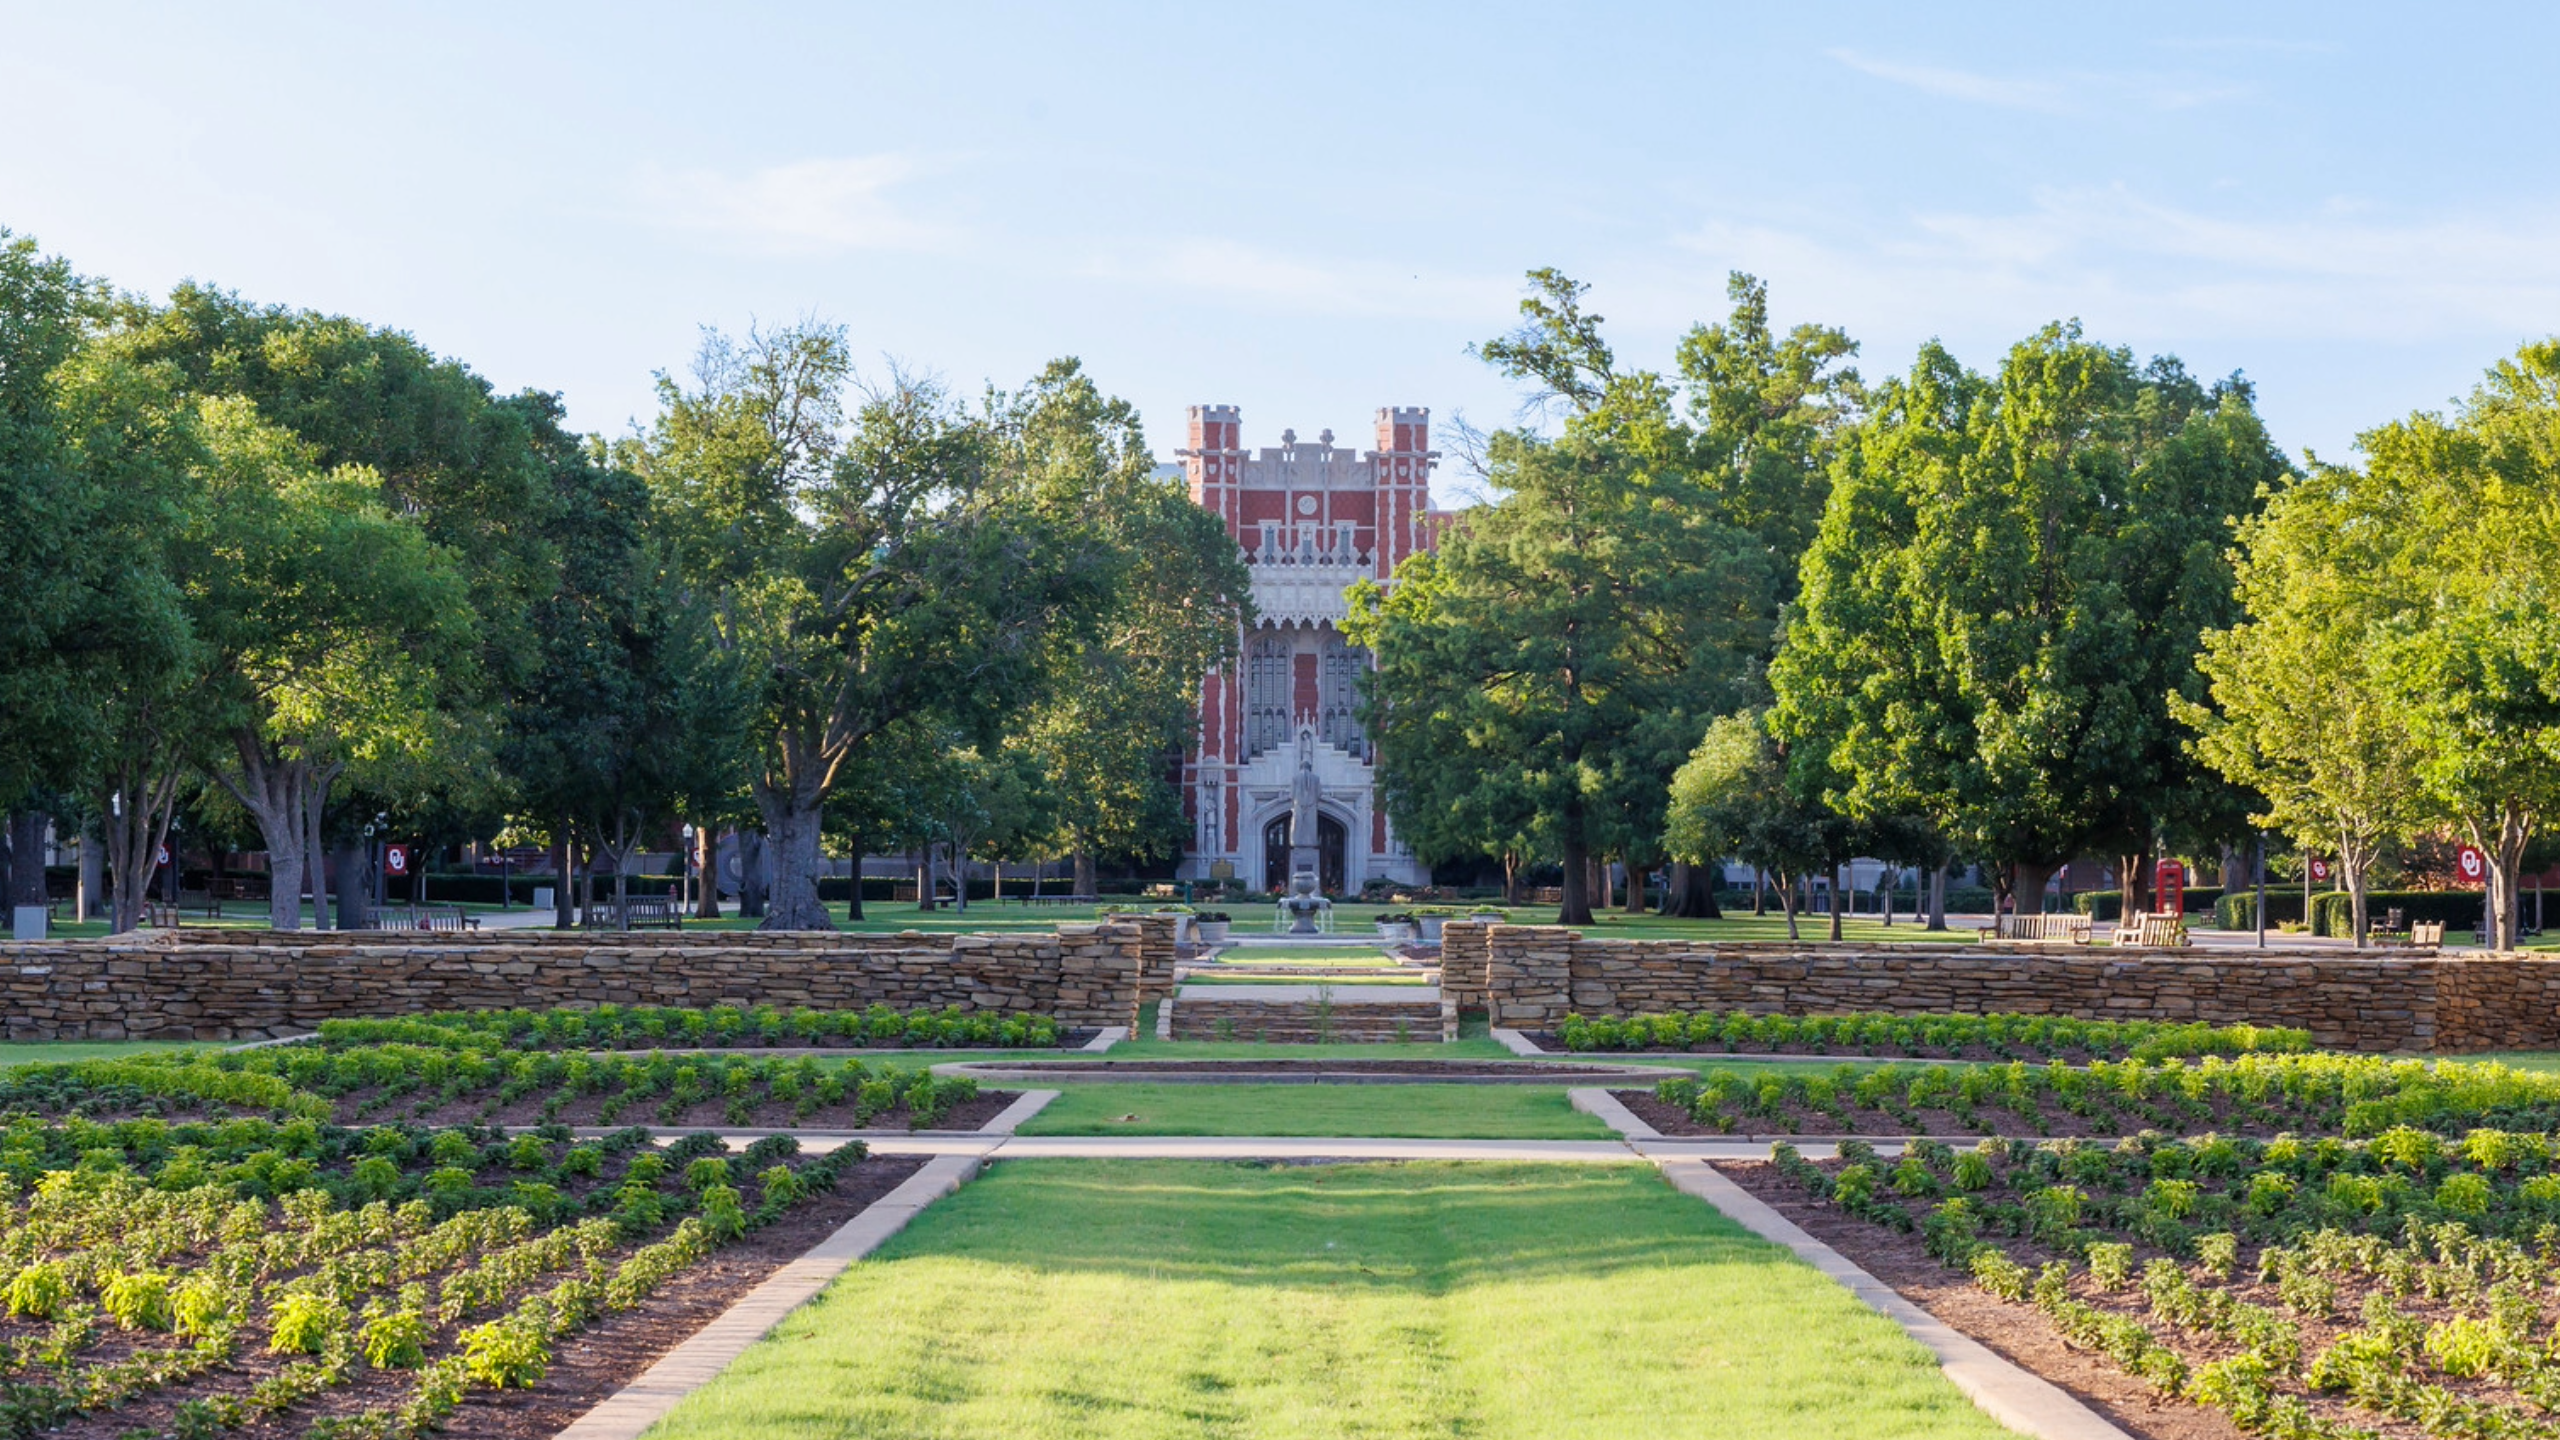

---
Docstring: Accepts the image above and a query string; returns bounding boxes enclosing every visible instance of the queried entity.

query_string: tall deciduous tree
[1664,710,1848,940]
[631,324,1111,929]
[1771,325,2288,905]
[991,361,1250,893]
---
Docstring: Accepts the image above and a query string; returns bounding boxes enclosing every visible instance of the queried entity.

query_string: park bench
[175,888,224,918]
[142,901,181,929]
[1006,893,1100,907]
[2126,915,2189,947]
[380,906,480,932]
[1985,912,2092,944]
[2378,920,2445,950]
[2110,910,2148,946]
[584,896,682,931]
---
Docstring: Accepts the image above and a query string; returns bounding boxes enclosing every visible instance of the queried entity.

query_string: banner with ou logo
[2457,845,2487,886]
[2307,857,2330,883]
[384,844,412,877]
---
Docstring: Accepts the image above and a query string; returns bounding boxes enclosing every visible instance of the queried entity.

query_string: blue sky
[6,2,2554,485]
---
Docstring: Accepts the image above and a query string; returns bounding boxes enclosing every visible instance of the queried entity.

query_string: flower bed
[3,1050,996,1134]
[1642,1055,2560,1140]
[1745,1123,2560,1440]
[318,1003,1070,1053]
[0,1105,890,1439]
[1552,1010,2312,1063]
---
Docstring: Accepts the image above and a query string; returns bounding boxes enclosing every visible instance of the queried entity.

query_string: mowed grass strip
[645,1160,2008,1439]
[1017,1084,1615,1138]
[0,1040,233,1066]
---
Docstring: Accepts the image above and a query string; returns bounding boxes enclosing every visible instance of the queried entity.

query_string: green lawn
[1018,1084,1615,1138]
[1209,943,1400,964]
[1113,1007,1520,1062]
[1177,973,1433,987]
[0,1040,233,1065]
[646,1160,2006,1440]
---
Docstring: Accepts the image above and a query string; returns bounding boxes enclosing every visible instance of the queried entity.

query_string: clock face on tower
[1295,494,1317,515]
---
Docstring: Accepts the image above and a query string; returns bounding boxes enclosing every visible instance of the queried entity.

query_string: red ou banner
[155,843,170,868]
[2308,857,2331,883]
[2155,859,2187,917]
[384,844,412,876]
[2457,845,2487,885]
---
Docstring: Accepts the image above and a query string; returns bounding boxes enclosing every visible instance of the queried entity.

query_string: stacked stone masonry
[1438,920,1490,1015]
[1483,926,2560,1054]
[0,923,1146,1041]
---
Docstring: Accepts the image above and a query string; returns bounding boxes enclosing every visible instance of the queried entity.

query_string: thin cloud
[636,154,945,254]
[1666,188,2560,346]
[1827,49,2248,115]
[1826,49,2070,112]
[1094,237,1514,321]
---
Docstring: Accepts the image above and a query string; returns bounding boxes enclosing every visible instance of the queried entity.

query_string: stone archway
[1262,812,1347,895]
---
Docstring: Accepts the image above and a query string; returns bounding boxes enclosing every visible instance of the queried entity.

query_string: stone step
[1169,995,1452,1044]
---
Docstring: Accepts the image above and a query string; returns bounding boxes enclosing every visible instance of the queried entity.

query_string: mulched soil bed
[336,1087,1023,1132]
[1716,1159,2245,1440]
[47,1154,930,1440]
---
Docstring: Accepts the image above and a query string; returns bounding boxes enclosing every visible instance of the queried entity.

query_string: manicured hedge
[2072,887,2224,922]
[2213,890,2311,930]
[2309,888,2488,937]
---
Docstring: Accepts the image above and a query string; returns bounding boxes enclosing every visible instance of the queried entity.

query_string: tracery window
[1244,634,1293,759]
[1318,635,1367,758]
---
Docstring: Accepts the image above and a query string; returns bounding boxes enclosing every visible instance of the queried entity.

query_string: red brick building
[1174,405,1447,893]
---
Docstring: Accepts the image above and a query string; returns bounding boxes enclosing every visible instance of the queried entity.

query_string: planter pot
[1376,922,1414,943]
[1417,916,1446,942]
[1195,921,1231,944]
[1155,914,1192,943]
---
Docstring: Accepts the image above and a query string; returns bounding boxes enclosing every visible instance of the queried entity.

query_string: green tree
[1353,426,1768,926]
[1771,326,2289,908]
[1664,710,1848,940]
[630,324,1113,929]
[990,361,1250,893]
[2179,470,2430,944]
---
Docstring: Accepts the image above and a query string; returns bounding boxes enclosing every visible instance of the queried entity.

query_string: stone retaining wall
[0,922,1144,1041]
[1482,926,2560,1053]
[1440,921,1490,1015]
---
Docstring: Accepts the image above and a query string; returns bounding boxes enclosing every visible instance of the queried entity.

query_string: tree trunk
[612,844,631,933]
[914,847,936,912]
[4,813,45,910]
[753,786,832,931]
[2013,860,2056,916]
[331,844,371,929]
[550,835,574,929]
[1556,793,1594,927]
[1501,852,1520,905]
[1622,854,1651,915]
[1927,864,1948,930]
[1073,849,1097,898]
[1827,861,1844,941]
[737,830,768,918]
[1881,868,1895,927]
[1752,867,1766,916]
[102,772,181,935]
[2485,805,2530,952]
[692,826,722,919]
[843,831,865,922]
[2120,852,2151,918]
[1665,861,1720,918]
[1777,869,1799,941]
[950,841,970,914]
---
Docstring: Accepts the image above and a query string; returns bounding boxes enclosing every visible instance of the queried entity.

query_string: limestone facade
[1175,406,1447,893]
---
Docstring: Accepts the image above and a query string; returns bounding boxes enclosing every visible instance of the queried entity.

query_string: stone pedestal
[1289,845,1320,885]
[10,907,43,942]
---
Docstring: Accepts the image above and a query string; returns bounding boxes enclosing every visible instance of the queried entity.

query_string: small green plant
[102,1270,174,1331]
[267,1291,349,1355]
[460,1317,550,1388]
[361,1309,430,1369]
[4,1263,66,1320]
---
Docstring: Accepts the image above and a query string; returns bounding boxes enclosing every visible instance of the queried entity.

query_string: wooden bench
[1985,912,2092,944]
[142,901,181,929]
[380,906,480,932]
[175,888,225,918]
[584,897,681,930]
[2126,915,2189,947]
[2378,920,2445,950]
[1006,893,1100,907]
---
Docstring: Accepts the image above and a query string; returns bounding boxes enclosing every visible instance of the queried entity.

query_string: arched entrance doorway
[1263,813,1346,894]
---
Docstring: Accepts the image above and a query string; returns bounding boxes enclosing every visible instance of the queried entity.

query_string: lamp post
[680,824,695,920]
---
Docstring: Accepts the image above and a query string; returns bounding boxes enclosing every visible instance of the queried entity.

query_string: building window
[1255,522,1277,562]
[1245,635,1292,759]
[1319,635,1366,758]
[1334,522,1353,559]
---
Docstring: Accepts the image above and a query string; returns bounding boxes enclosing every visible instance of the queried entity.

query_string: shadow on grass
[875,1160,1797,1290]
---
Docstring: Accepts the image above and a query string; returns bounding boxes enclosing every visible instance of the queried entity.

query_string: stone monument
[1279,733,1331,934]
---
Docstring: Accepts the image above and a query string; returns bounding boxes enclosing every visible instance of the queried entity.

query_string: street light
[680,824,696,919]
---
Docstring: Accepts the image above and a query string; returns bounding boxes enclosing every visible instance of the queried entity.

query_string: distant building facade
[1174,405,1445,893]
